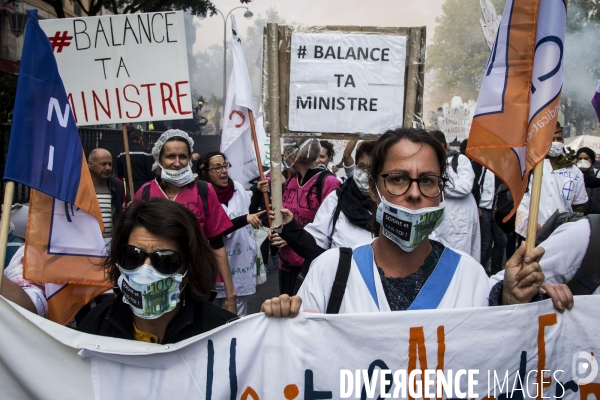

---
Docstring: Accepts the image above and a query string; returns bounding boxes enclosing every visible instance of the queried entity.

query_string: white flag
[221,15,261,187]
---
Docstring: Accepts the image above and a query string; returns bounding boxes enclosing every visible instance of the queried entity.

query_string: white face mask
[577,159,592,170]
[375,188,445,252]
[117,264,187,319]
[353,169,370,195]
[160,164,196,187]
[547,142,564,158]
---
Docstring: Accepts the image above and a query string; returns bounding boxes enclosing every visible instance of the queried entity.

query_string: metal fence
[0,124,223,204]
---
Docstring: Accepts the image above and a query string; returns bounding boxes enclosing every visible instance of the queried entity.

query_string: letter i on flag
[3,10,111,325]
[220,15,260,189]
[466,0,567,223]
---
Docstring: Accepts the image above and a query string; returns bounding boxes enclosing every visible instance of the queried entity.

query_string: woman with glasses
[262,127,573,315]
[135,130,238,315]
[79,199,237,343]
[197,151,268,316]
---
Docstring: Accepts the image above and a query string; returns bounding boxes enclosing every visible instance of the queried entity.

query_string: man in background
[117,129,155,195]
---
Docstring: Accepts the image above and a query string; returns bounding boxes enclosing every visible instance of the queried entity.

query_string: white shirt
[516,159,588,238]
[479,169,495,210]
[303,190,373,250]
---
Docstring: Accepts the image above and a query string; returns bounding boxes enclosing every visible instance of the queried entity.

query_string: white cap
[151,129,195,172]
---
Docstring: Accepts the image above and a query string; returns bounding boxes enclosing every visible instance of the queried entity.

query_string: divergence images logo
[572,351,598,385]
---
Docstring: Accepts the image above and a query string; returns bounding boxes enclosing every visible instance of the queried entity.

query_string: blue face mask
[375,188,445,252]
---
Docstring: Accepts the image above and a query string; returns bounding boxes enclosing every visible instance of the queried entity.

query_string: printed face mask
[547,142,564,158]
[117,264,187,319]
[353,169,370,195]
[375,188,445,252]
[577,159,592,170]
[160,164,196,187]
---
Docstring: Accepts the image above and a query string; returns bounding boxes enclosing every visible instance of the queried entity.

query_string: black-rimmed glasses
[117,245,185,275]
[207,162,231,173]
[378,173,447,198]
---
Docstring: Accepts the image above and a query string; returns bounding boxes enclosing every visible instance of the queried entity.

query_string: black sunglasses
[117,245,185,275]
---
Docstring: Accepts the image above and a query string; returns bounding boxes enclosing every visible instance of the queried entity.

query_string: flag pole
[248,109,272,227]
[0,181,15,288]
[524,161,544,255]
[121,126,135,198]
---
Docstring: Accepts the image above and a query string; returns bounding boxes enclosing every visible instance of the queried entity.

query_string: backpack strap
[326,189,343,249]
[567,214,600,295]
[196,180,209,216]
[451,153,460,174]
[326,247,353,314]
[141,185,150,201]
[311,170,334,204]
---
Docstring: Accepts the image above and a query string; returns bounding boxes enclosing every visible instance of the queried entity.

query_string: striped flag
[466,0,567,221]
[3,10,111,324]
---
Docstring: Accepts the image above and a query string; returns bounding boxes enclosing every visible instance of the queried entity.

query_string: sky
[192,0,446,53]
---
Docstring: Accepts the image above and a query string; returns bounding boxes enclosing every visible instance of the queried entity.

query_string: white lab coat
[216,180,257,298]
[431,153,481,262]
[489,218,600,294]
[303,190,374,250]
[298,241,490,313]
[516,159,588,238]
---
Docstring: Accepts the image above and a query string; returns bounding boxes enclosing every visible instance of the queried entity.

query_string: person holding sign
[197,151,268,316]
[134,130,238,314]
[79,199,237,343]
[262,128,573,316]
[270,138,341,295]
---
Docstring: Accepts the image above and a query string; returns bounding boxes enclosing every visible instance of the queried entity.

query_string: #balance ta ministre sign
[289,32,407,135]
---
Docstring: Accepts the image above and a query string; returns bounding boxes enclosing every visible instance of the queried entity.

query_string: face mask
[547,142,564,158]
[375,188,445,252]
[160,164,196,187]
[353,169,370,195]
[117,264,187,319]
[577,159,592,170]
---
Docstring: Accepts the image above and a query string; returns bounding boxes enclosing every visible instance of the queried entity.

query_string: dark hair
[355,141,376,162]
[429,130,447,147]
[577,147,596,161]
[320,140,334,159]
[129,129,142,143]
[104,198,217,302]
[459,139,468,155]
[197,151,227,181]
[159,137,192,160]
[368,127,447,236]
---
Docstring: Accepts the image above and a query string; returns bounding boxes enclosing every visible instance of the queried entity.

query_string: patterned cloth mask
[353,168,370,195]
[117,264,187,319]
[375,188,445,252]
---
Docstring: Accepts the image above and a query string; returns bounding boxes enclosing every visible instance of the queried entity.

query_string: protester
[262,128,573,316]
[317,140,335,172]
[575,147,600,215]
[88,148,126,239]
[429,131,481,261]
[134,129,238,314]
[472,160,506,275]
[515,123,588,239]
[274,141,376,274]
[270,138,341,295]
[78,199,237,343]
[198,151,267,316]
[116,129,155,194]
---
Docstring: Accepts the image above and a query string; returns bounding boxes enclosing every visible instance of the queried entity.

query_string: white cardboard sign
[39,11,191,126]
[288,33,406,135]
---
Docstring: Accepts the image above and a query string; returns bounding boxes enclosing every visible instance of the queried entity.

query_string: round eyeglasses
[207,162,231,173]
[377,173,447,198]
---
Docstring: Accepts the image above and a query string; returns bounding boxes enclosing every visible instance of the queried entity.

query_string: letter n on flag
[3,10,111,325]
[466,0,566,221]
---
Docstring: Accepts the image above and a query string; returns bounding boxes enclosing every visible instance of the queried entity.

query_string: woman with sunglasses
[197,151,267,316]
[79,199,237,343]
[262,128,573,316]
[135,130,238,315]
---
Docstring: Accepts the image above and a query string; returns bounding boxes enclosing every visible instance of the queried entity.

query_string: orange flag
[466,0,567,221]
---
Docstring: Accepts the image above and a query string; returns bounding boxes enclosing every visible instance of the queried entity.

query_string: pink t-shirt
[279,171,340,269]
[134,179,233,239]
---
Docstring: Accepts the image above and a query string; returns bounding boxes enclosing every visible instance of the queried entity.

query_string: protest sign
[263,26,426,140]
[39,11,191,126]
[437,96,476,142]
[480,0,501,50]
[2,295,600,399]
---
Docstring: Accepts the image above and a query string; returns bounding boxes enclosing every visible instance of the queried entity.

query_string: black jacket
[78,292,237,343]
[116,142,156,194]
[107,176,126,222]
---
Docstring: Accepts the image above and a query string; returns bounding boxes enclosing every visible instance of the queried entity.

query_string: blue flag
[4,10,82,204]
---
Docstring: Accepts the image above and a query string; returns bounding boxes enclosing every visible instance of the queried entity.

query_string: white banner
[2,296,600,399]
[39,12,191,126]
[288,33,406,135]
[437,96,476,141]
[565,135,600,158]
